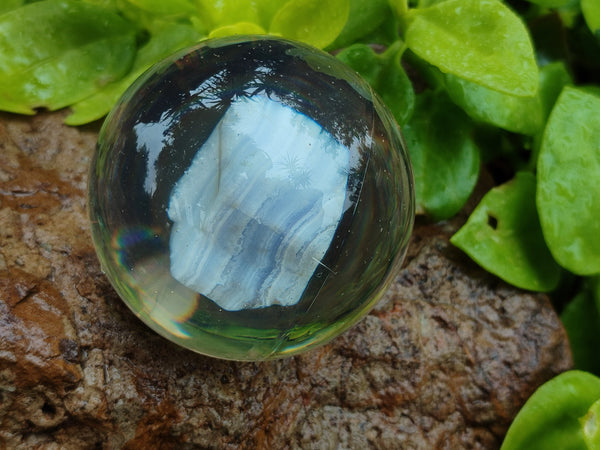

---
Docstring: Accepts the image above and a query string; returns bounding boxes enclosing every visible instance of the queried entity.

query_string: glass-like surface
[89,36,414,360]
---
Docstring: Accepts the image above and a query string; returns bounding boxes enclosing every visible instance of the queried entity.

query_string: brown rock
[0,111,572,449]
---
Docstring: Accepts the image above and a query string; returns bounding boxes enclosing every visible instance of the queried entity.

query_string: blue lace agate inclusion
[167,95,349,311]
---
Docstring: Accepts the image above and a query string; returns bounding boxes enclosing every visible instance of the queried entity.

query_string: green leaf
[192,0,281,33]
[270,0,350,49]
[0,0,136,114]
[527,62,573,171]
[402,91,480,221]
[336,42,415,126]
[405,0,539,96]
[582,398,600,449]
[561,283,600,376]
[445,74,543,135]
[208,22,266,39]
[537,87,600,275]
[0,0,25,15]
[389,0,408,16]
[446,60,572,136]
[327,0,392,49]
[537,61,573,117]
[501,371,600,450]
[123,0,196,16]
[451,172,561,292]
[346,10,400,47]
[582,0,600,35]
[103,1,170,34]
[193,0,274,32]
[66,23,200,125]
[195,0,258,26]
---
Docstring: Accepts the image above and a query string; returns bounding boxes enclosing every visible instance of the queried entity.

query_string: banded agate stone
[89,36,414,360]
[168,95,349,311]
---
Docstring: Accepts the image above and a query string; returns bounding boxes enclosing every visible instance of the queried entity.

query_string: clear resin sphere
[89,36,414,361]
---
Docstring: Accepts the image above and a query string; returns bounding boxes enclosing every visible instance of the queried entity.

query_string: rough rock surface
[0,111,572,449]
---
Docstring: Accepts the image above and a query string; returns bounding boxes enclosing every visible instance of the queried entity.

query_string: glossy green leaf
[537,87,600,275]
[328,0,392,49]
[336,42,415,126]
[253,0,282,30]
[402,91,480,221]
[537,61,573,117]
[193,0,271,32]
[582,0,600,35]
[192,0,281,34]
[0,0,25,15]
[208,22,266,39]
[405,0,539,96]
[388,0,408,16]
[0,0,136,114]
[103,1,172,35]
[445,74,543,135]
[582,398,600,449]
[561,285,600,376]
[527,62,573,171]
[345,10,400,47]
[451,172,561,291]
[270,0,350,49]
[124,0,196,16]
[446,61,572,136]
[66,23,199,125]
[501,371,600,450]
[195,0,259,26]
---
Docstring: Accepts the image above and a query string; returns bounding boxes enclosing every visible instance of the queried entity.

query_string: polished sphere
[89,36,414,360]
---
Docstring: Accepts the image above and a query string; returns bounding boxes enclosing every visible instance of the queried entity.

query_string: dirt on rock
[0,111,572,449]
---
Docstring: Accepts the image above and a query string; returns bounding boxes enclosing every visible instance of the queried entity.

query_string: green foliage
[0,0,25,15]
[193,0,270,32]
[402,91,480,221]
[336,42,415,125]
[583,398,600,449]
[65,23,200,125]
[582,0,600,35]
[501,371,600,450]
[124,0,196,16]
[328,0,393,48]
[537,87,600,276]
[404,0,539,96]
[0,0,136,114]
[561,279,600,376]
[536,61,573,118]
[270,0,350,49]
[446,61,572,136]
[451,172,561,292]
[445,74,543,135]
[208,22,265,39]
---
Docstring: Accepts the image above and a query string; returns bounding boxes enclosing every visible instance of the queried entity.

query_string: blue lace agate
[168,95,349,310]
